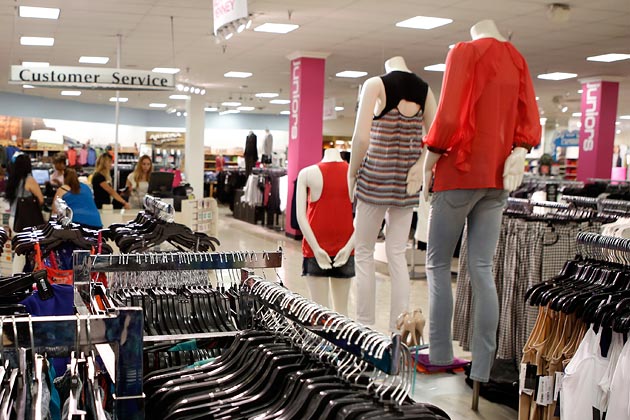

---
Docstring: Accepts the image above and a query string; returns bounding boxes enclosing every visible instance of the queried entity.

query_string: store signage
[581,82,600,152]
[213,0,248,35]
[323,98,337,120]
[290,58,301,141]
[552,130,579,147]
[146,131,185,146]
[10,65,175,90]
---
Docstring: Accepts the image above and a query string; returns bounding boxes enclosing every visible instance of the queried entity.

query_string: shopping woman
[126,154,152,208]
[6,154,45,272]
[50,152,67,187]
[53,168,102,229]
[91,153,130,210]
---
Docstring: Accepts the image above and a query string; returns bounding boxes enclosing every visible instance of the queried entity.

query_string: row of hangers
[108,196,220,253]
[111,285,239,336]
[525,232,630,334]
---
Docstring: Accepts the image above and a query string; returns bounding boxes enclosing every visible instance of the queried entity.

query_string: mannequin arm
[296,169,333,269]
[348,77,384,201]
[503,147,528,192]
[332,232,355,267]
[422,150,442,201]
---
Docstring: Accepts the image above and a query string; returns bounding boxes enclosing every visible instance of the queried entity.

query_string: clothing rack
[0,309,144,420]
[600,198,630,216]
[576,231,630,263]
[244,278,405,377]
[562,195,599,209]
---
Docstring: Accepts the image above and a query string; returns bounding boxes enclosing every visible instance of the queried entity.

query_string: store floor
[215,205,517,420]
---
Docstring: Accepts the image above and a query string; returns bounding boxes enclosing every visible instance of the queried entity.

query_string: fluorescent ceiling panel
[221,101,241,106]
[109,97,128,103]
[586,53,630,62]
[61,90,81,96]
[19,6,60,19]
[169,94,190,100]
[424,63,446,72]
[537,72,577,80]
[79,56,109,64]
[20,36,54,46]
[255,92,279,98]
[254,23,299,34]
[224,71,252,78]
[270,99,290,105]
[152,67,180,74]
[149,103,167,108]
[396,16,453,30]
[335,71,367,78]
[22,61,49,67]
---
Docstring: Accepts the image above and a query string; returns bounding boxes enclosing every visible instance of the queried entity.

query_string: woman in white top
[126,155,152,209]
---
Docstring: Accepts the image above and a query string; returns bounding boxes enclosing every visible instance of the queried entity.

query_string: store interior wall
[0,92,353,152]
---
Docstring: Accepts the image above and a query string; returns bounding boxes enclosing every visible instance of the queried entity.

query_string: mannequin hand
[313,247,333,270]
[406,160,423,195]
[503,147,528,192]
[422,151,441,201]
[347,175,357,202]
[333,245,353,267]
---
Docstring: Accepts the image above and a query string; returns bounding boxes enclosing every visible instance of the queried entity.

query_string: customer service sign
[10,65,175,90]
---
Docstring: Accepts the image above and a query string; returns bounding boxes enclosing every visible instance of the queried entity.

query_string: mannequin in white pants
[348,56,436,331]
[297,148,354,315]
[422,19,540,397]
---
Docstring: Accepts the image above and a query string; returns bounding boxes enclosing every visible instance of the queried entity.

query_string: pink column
[285,53,327,238]
[577,78,620,181]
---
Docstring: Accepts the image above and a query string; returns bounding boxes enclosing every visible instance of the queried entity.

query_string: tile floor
[215,205,517,420]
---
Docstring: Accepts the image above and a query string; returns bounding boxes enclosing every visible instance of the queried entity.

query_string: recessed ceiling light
[152,67,180,74]
[616,121,621,125]
[23,85,35,89]
[109,97,128,103]
[448,44,456,49]
[176,111,182,117]
[184,112,188,117]
[237,106,255,111]
[22,61,49,68]
[396,16,453,30]
[424,63,446,72]
[20,36,54,46]
[270,99,290,105]
[176,84,184,91]
[205,107,218,112]
[201,89,206,95]
[280,110,290,115]
[335,71,368,78]
[225,33,234,40]
[224,71,252,78]
[169,94,190,100]
[572,112,582,117]
[255,92,279,98]
[620,115,630,120]
[540,117,547,125]
[561,106,568,113]
[577,89,583,94]
[79,56,109,64]
[150,103,167,108]
[586,53,630,63]
[219,109,241,115]
[61,90,81,96]
[335,106,344,111]
[617,129,622,134]
[537,72,577,80]
[222,101,242,107]
[19,6,60,19]
[254,23,300,34]
[536,96,540,100]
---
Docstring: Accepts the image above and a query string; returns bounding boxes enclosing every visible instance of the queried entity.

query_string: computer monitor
[147,171,174,197]
[31,169,50,185]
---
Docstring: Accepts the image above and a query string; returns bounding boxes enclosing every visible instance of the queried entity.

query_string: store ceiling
[0,0,629,127]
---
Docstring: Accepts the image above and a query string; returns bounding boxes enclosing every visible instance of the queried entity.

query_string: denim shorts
[302,255,355,278]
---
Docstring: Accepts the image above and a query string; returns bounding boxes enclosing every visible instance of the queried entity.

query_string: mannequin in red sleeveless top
[296,148,355,314]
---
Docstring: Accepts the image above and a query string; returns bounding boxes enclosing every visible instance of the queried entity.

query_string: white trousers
[354,200,413,331]
[306,277,351,316]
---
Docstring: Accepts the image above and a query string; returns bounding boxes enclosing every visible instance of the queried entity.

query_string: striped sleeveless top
[356,72,427,208]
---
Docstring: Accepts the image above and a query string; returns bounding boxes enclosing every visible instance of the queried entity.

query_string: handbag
[13,179,44,232]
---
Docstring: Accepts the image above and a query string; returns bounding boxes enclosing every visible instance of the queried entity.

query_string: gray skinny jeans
[426,188,507,382]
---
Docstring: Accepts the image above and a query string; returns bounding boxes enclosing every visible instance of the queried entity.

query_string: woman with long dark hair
[6,154,44,273]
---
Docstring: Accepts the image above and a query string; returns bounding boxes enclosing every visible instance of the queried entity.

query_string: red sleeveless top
[302,161,354,258]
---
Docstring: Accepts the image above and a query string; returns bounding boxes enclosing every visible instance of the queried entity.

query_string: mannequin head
[385,56,411,73]
[470,19,507,42]
[322,148,343,162]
